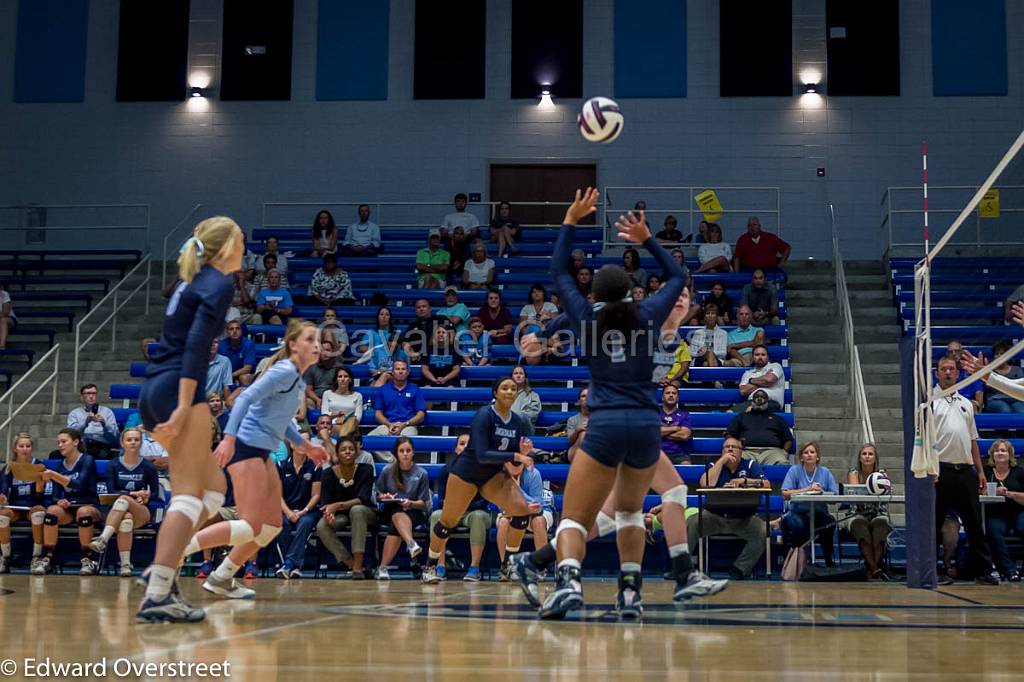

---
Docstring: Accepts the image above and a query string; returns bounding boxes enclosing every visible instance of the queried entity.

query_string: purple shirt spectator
[660,406,693,462]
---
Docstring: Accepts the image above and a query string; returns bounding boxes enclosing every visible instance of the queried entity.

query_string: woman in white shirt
[463,240,495,289]
[697,223,733,273]
[519,284,559,327]
[0,284,15,350]
[320,366,363,438]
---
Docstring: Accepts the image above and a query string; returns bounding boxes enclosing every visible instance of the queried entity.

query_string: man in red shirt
[732,216,791,272]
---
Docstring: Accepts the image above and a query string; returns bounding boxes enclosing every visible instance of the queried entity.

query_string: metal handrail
[0,203,150,247]
[882,184,1024,249]
[161,203,202,288]
[73,256,153,389]
[832,204,875,445]
[0,344,60,448]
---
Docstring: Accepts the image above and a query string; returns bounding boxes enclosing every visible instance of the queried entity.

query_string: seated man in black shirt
[655,215,684,244]
[726,389,793,465]
[400,298,447,363]
[687,436,770,579]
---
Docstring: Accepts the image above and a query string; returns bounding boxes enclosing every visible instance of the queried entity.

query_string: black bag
[799,563,867,582]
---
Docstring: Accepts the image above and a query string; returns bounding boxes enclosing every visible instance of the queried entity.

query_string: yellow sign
[694,189,723,222]
[979,189,999,218]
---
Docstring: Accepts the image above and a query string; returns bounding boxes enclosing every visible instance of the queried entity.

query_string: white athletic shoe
[80,557,98,576]
[89,536,108,555]
[203,573,256,600]
[673,570,729,603]
[407,541,422,558]
[374,566,390,581]
[31,556,49,575]
[119,563,134,578]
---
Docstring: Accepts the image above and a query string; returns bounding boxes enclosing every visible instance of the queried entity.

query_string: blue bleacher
[250,226,606,244]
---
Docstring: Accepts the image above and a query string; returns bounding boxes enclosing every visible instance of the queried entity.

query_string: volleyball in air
[866,472,892,496]
[578,97,623,144]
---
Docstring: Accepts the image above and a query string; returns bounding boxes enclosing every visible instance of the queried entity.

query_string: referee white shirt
[931,388,978,465]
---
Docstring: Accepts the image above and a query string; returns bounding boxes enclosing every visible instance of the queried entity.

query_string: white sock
[557,558,581,571]
[99,526,116,543]
[183,535,201,557]
[144,564,177,600]
[32,543,42,558]
[120,551,132,566]
[212,557,240,581]
[1,543,11,558]
[407,540,419,551]
[505,545,521,555]
[668,543,689,558]
[621,561,642,573]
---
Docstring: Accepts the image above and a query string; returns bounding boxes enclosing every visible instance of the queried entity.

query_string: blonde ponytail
[257,319,318,379]
[176,216,242,283]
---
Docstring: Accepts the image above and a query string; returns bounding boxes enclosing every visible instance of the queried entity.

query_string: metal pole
[112,290,119,351]
[73,327,80,391]
[51,346,59,416]
[145,258,151,316]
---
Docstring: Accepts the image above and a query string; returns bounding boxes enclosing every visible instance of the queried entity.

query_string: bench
[251,226,605,243]
[0,275,111,295]
[0,348,35,367]
[12,309,75,332]
[903,325,1022,341]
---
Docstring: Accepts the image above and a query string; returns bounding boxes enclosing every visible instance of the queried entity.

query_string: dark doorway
[489,163,597,226]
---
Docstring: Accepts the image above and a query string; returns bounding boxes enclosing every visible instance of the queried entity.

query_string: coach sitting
[367,359,426,463]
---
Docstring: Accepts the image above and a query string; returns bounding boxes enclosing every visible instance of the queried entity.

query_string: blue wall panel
[316,0,389,101]
[14,0,90,103]
[932,0,1007,96]
[614,0,686,98]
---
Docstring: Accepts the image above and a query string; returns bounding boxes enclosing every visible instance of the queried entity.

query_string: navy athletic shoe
[616,571,643,620]
[511,553,543,608]
[136,593,206,624]
[538,565,583,620]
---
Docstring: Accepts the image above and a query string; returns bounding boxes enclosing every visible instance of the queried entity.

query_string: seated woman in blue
[781,441,839,567]
[0,433,47,573]
[36,428,101,576]
[373,437,432,580]
[89,427,162,577]
[360,307,407,387]
[185,320,328,601]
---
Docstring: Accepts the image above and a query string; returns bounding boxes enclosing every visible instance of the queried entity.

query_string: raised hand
[563,188,600,226]
[614,211,652,244]
[1013,300,1024,326]
[960,349,991,382]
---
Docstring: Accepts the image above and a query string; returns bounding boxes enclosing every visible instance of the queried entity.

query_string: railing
[881,185,1024,251]
[601,186,782,250]
[832,205,874,445]
[73,256,153,389]
[0,203,150,251]
[0,344,60,448]
[161,203,202,289]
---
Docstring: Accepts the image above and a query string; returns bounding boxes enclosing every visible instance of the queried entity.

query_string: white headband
[180,236,206,257]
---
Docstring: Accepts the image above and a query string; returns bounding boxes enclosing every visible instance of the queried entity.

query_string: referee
[933,355,998,585]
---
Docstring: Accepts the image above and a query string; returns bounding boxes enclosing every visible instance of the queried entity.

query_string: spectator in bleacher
[622,248,648,289]
[575,266,593,295]
[422,325,462,388]
[89,427,161,577]
[631,286,646,302]
[341,204,382,257]
[274,441,322,579]
[231,271,259,324]
[634,200,647,212]
[781,441,839,567]
[671,247,687,269]
[697,223,733,273]
[373,437,432,579]
[303,338,341,409]
[732,216,790,272]
[1003,283,1024,324]
[443,225,471,286]
[686,220,709,244]
[984,439,1024,582]
[311,210,338,257]
[496,455,552,568]
[0,282,15,350]
[316,435,377,578]
[257,270,294,325]
[307,253,354,307]
[401,299,446,363]
[252,236,289,275]
[740,269,780,326]
[35,428,101,575]
[678,275,703,326]
[510,365,541,428]
[705,281,734,324]
[645,274,662,295]
[360,307,404,386]
[688,303,728,367]
[726,306,766,368]
[428,433,491,581]
[457,317,491,367]
[726,389,793,465]
[984,341,1024,413]
[368,360,426,460]
[655,215,683,244]
[206,339,233,401]
[689,435,770,579]
[566,387,589,461]
[441,193,481,239]
[417,229,450,290]
[569,249,586,278]
[846,443,892,580]
[437,286,471,334]
[520,283,559,337]
[463,240,495,289]
[659,384,693,464]
[320,308,349,360]
[219,320,256,386]
[321,366,363,438]
[738,345,787,413]
[208,392,230,432]
[66,384,120,458]
[654,290,693,387]
[251,254,291,293]
[0,433,46,573]
[945,341,985,412]
[490,201,520,258]
[477,289,515,345]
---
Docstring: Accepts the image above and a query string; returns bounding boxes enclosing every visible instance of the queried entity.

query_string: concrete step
[788,274,888,291]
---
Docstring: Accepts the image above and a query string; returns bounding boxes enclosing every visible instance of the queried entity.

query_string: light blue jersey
[224,358,306,451]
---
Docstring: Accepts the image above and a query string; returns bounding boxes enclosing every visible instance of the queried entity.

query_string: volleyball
[578,96,624,143]
[866,472,892,495]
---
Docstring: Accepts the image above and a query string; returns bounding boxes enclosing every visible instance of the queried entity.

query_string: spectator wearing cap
[416,229,450,289]
[441,193,480,239]
[401,299,448,363]
[341,204,381,257]
[740,269,780,326]
[726,389,793,465]
[463,240,495,290]
[732,217,790,272]
[437,286,471,334]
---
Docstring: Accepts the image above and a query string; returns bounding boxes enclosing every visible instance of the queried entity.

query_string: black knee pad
[509,515,531,531]
[432,521,451,539]
[44,513,59,526]
[77,516,94,528]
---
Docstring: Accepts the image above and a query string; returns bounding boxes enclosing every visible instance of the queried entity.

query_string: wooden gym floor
[0,575,1022,681]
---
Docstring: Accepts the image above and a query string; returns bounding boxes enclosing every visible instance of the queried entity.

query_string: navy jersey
[147,265,234,382]
[550,225,684,412]
[51,454,100,506]
[0,458,44,507]
[278,457,322,510]
[105,457,162,508]
[470,405,533,465]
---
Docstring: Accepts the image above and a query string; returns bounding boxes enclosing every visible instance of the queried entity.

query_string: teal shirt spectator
[257,286,294,310]
[437,302,471,334]
[726,324,763,358]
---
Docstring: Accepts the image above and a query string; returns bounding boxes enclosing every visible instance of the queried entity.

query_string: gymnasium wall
[0,0,1020,259]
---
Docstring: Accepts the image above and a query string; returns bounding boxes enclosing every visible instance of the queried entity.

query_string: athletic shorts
[380,505,427,535]
[228,440,270,466]
[138,369,206,431]
[449,457,505,487]
[578,408,661,469]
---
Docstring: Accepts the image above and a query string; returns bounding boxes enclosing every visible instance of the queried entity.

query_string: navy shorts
[228,440,270,466]
[578,408,661,469]
[138,370,206,431]
[450,457,505,487]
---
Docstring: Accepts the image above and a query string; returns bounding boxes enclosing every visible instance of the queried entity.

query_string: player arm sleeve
[146,465,162,503]
[640,237,686,326]
[182,286,233,381]
[550,225,591,323]
[985,373,1024,402]
[284,421,305,447]
[105,462,117,493]
[471,409,514,464]
[356,467,374,506]
[222,367,280,437]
